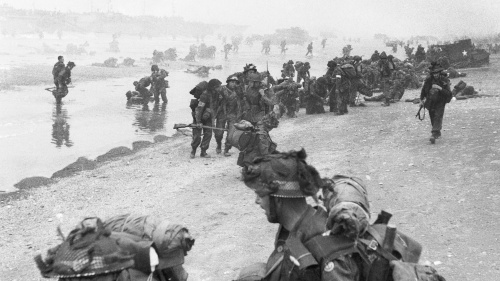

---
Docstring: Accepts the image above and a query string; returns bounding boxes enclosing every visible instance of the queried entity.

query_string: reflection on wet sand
[128,102,168,133]
[51,104,73,148]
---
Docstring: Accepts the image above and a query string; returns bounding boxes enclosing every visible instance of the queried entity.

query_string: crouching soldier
[132,77,153,106]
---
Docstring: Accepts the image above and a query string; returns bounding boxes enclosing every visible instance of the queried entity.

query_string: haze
[1,0,499,38]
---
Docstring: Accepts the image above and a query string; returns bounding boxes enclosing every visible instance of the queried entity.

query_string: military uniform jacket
[265,207,360,281]
[152,69,168,89]
[53,62,65,78]
[243,86,267,124]
[420,76,452,108]
[196,89,223,123]
[221,85,241,118]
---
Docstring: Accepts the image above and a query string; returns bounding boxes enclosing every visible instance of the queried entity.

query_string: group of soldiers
[188,63,279,165]
[125,64,170,105]
[39,43,455,280]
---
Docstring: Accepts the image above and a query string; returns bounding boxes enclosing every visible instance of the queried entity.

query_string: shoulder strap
[304,235,358,263]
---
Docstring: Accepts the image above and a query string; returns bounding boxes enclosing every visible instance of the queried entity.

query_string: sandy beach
[1,58,499,280]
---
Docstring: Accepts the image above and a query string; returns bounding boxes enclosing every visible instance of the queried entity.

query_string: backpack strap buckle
[368,240,378,251]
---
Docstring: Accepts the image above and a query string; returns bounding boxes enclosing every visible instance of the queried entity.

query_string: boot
[216,143,222,154]
[223,148,232,157]
[200,150,211,158]
[190,149,196,159]
[381,98,390,106]
[429,135,436,144]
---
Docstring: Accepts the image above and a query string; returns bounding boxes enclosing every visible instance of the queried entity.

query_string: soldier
[262,40,271,54]
[54,61,75,104]
[303,77,326,114]
[52,55,65,91]
[415,44,426,63]
[236,113,279,168]
[132,77,153,105]
[321,38,327,49]
[325,60,339,113]
[390,69,410,101]
[189,81,208,123]
[280,40,287,54]
[191,79,223,158]
[275,78,301,118]
[242,72,274,125]
[296,62,310,84]
[281,60,295,79]
[342,44,353,57]
[150,65,169,103]
[420,63,452,144]
[377,52,395,106]
[332,63,351,115]
[349,56,371,107]
[216,76,242,156]
[305,42,313,56]
[370,50,380,62]
[239,149,362,281]
[224,43,232,59]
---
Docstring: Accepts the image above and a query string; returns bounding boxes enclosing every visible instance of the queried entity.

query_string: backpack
[138,77,151,88]
[104,214,195,271]
[340,64,357,79]
[305,211,433,281]
[189,81,208,99]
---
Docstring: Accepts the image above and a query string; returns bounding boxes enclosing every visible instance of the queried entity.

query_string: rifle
[415,103,425,121]
[45,85,75,92]
[173,123,227,131]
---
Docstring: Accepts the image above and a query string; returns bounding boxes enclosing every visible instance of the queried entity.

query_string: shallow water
[0,32,401,192]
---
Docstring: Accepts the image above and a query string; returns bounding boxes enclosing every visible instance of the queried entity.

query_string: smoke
[1,0,498,39]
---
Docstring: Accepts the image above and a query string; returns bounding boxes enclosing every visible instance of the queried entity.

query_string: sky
[1,0,499,38]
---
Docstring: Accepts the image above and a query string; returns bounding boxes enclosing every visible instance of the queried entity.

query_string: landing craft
[429,39,490,68]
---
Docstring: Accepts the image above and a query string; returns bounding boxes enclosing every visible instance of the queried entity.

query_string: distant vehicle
[429,39,489,68]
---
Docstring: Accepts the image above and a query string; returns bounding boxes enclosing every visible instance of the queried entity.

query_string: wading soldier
[150,65,169,103]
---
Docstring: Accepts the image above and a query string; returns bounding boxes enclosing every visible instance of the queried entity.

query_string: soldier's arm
[420,78,432,100]
[259,89,274,106]
[195,92,209,123]
[442,79,452,96]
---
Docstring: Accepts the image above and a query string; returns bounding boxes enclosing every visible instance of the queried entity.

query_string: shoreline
[0,131,182,200]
